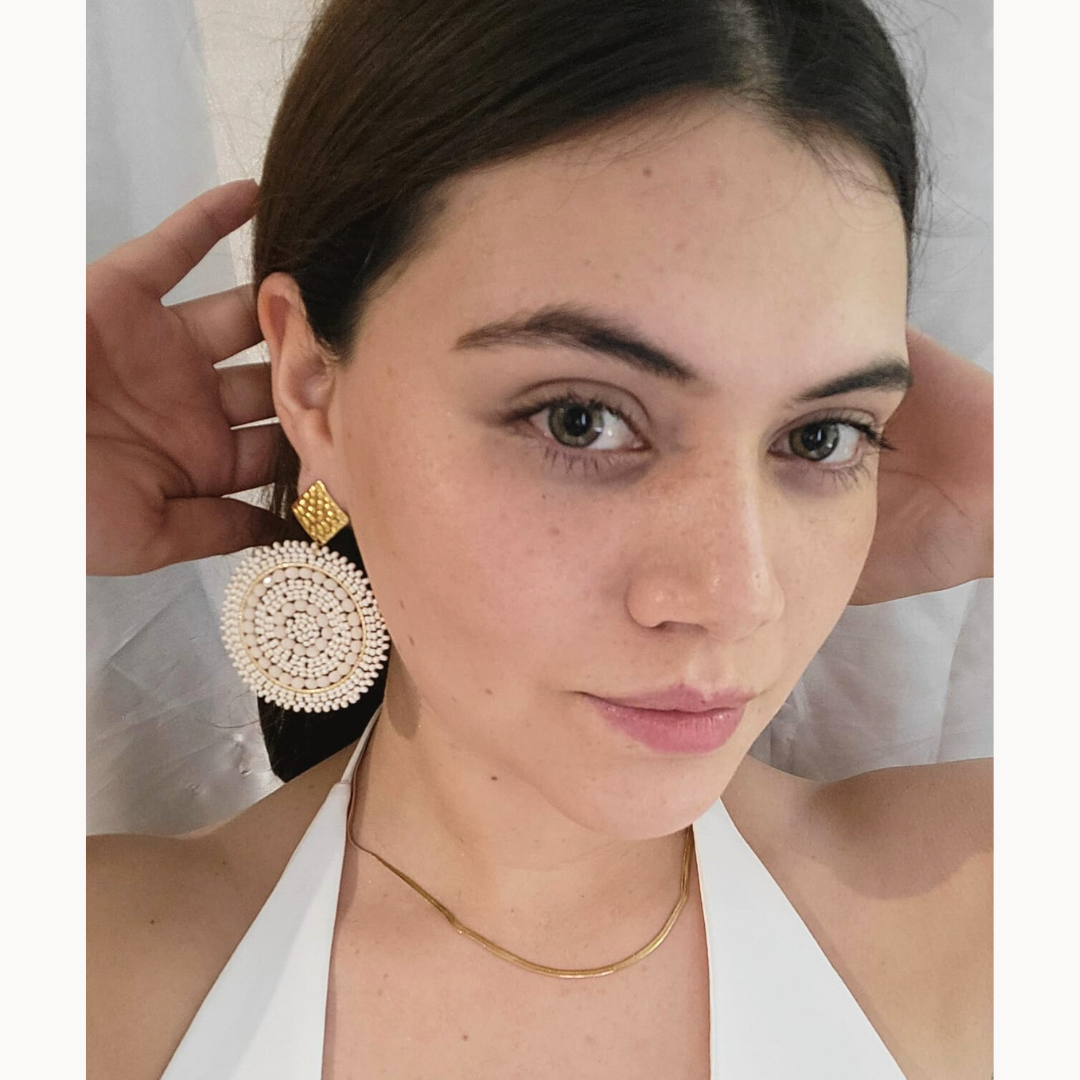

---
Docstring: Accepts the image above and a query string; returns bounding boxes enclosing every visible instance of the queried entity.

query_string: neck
[345,668,695,965]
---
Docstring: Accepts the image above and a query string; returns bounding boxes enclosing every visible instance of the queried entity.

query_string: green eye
[506,387,647,479]
[546,401,610,448]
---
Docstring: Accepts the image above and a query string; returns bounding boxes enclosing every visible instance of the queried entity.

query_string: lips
[585,693,750,754]
[594,683,755,713]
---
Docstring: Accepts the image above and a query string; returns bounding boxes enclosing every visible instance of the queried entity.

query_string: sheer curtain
[86,0,993,835]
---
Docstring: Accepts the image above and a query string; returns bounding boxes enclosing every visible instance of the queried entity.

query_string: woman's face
[290,98,909,838]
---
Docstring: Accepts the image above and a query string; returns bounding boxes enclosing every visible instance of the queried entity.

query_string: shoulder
[811,756,993,958]
[823,755,993,937]
[87,740,358,1080]
[87,831,251,1080]
[722,752,993,877]
[819,756,992,861]
[814,756,993,925]
[813,758,993,1077]
[724,755,992,1078]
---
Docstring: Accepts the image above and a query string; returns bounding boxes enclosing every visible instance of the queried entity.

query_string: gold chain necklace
[345,706,695,979]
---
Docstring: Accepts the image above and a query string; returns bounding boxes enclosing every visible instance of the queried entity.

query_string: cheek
[340,409,573,690]
[774,489,877,654]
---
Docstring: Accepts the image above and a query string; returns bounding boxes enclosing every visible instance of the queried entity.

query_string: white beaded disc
[221,540,391,713]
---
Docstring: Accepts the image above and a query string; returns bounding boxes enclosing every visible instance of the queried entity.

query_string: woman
[87,1,993,1078]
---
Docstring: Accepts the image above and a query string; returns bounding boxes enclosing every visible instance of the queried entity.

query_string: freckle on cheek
[408,635,416,647]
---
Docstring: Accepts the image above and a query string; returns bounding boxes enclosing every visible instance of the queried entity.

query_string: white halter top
[160,710,905,1079]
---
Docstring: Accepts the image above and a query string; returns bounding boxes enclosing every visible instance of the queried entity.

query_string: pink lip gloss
[585,695,746,753]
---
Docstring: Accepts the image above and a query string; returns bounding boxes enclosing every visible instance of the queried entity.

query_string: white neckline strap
[694,801,906,1077]
[159,716,379,1080]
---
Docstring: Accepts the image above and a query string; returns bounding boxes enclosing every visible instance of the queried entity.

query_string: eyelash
[508,389,897,488]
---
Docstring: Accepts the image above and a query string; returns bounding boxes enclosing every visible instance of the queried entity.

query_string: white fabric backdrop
[86,0,993,835]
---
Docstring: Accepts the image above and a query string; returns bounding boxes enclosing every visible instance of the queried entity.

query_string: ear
[257,273,342,498]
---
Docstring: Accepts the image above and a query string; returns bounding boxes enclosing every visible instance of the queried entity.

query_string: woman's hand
[87,180,287,576]
[851,326,993,606]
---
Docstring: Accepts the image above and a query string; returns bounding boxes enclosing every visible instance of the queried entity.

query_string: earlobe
[257,272,339,480]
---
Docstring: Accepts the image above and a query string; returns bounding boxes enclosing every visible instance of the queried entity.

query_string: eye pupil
[552,403,605,446]
[792,423,840,461]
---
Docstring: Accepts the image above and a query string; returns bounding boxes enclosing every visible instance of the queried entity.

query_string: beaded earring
[220,480,391,713]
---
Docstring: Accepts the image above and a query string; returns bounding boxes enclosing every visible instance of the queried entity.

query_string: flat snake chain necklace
[344,704,695,979]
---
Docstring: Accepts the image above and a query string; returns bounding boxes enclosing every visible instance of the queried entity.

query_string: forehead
[377,98,908,385]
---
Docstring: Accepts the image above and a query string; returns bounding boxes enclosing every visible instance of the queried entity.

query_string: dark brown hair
[253,0,925,780]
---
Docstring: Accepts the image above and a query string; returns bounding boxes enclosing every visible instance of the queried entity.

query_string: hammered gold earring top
[292,480,349,544]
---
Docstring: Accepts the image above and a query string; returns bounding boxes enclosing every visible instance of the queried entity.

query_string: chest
[321,869,712,1080]
[316,828,984,1080]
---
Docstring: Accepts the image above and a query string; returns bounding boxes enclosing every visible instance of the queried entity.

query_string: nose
[623,465,785,643]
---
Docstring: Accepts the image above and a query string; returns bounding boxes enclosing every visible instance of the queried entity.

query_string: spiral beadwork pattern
[221,541,390,712]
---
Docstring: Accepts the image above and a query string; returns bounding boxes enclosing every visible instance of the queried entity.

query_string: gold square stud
[292,480,350,544]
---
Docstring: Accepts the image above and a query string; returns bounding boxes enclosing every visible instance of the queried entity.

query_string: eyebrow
[452,303,913,400]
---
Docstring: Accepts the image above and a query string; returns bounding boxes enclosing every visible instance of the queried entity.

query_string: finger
[230,423,282,494]
[219,362,276,427]
[157,497,290,567]
[171,284,262,363]
[905,323,929,348]
[99,180,259,298]
[904,324,931,370]
[197,425,281,498]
